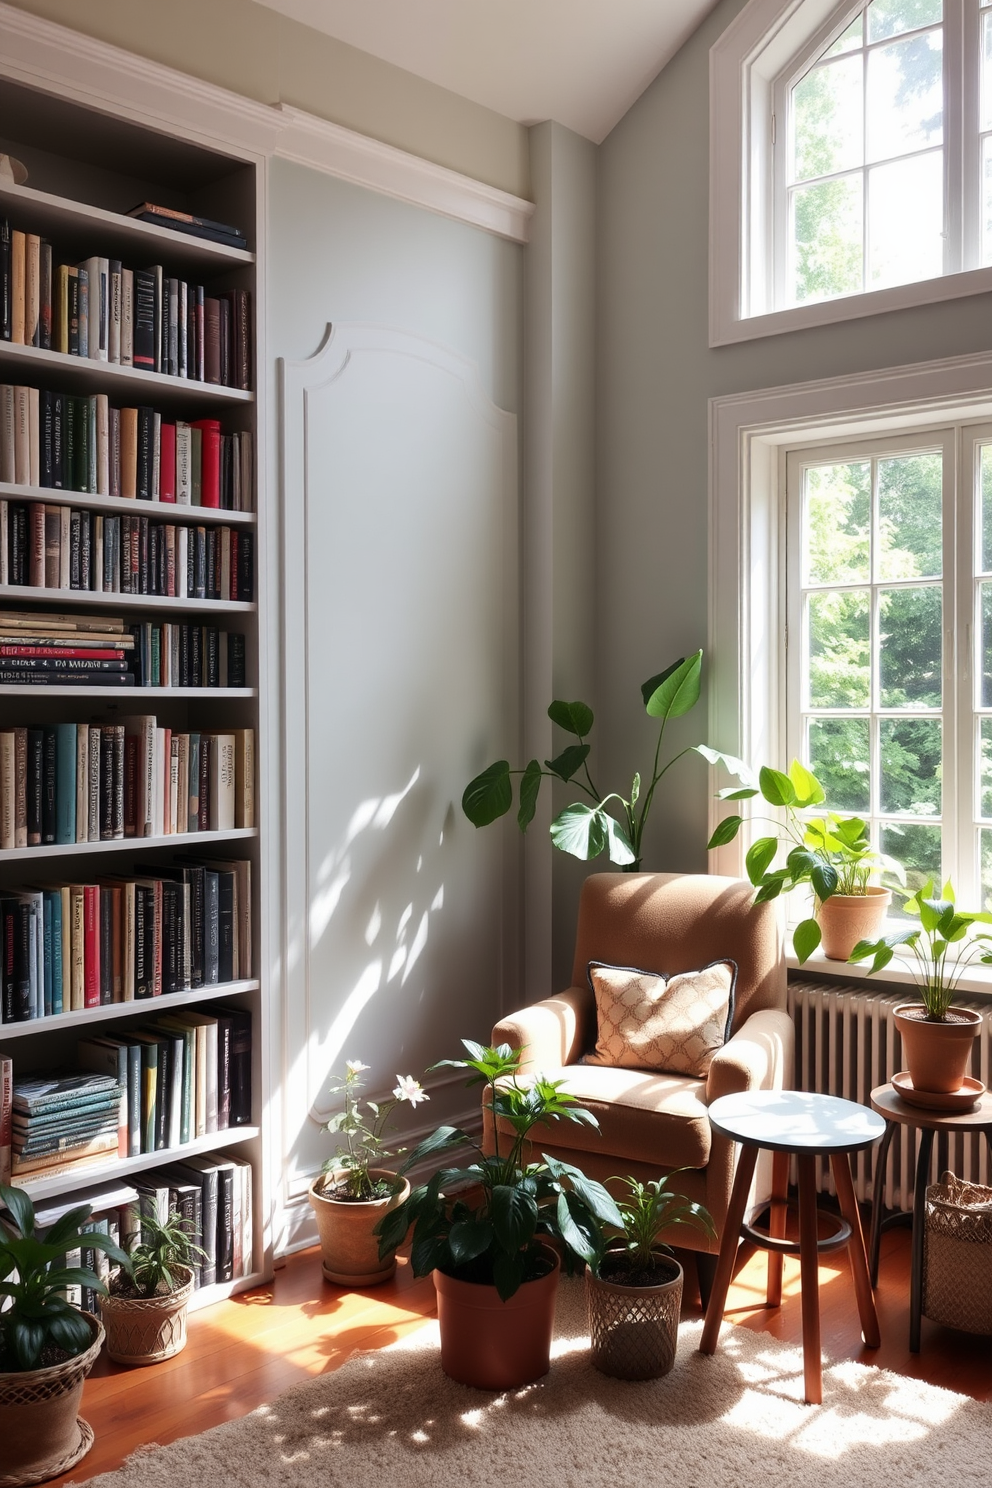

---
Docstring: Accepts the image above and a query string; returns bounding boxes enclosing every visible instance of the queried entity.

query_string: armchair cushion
[585,958,736,1077]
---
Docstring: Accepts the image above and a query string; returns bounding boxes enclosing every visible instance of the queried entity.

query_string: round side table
[699,1090,885,1405]
[868,1082,992,1352]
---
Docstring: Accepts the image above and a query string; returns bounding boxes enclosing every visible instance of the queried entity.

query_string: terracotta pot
[99,1265,195,1366]
[432,1244,561,1390]
[308,1169,410,1286]
[894,1003,983,1094]
[817,887,891,961]
[0,1311,103,1488]
[586,1250,683,1380]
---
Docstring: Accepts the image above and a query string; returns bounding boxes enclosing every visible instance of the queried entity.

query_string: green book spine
[55,723,76,845]
[42,893,53,1017]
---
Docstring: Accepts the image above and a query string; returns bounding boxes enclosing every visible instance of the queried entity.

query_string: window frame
[710,0,990,346]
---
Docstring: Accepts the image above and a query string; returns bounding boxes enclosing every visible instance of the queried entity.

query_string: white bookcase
[0,70,268,1312]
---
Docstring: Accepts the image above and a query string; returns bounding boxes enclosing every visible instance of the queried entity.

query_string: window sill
[786,943,992,1002]
[710,264,992,348]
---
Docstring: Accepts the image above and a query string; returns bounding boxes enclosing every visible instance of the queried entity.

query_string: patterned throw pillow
[585,959,737,1077]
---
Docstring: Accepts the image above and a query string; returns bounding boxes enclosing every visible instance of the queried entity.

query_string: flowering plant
[319,1059,429,1202]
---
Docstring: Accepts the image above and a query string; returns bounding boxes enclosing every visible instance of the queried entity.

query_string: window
[783,421,992,908]
[709,0,992,344]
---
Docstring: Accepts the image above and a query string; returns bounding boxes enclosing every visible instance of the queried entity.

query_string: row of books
[128,622,246,690]
[0,858,251,1023]
[1,500,255,601]
[0,610,246,688]
[28,1161,254,1297]
[0,386,254,509]
[0,222,252,389]
[0,717,254,848]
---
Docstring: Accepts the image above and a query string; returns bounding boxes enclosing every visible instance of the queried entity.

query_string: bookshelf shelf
[0,826,256,864]
[17,1123,261,1204]
[0,979,259,1039]
[0,483,256,526]
[0,341,254,408]
[0,179,255,271]
[0,685,256,698]
[0,584,255,613]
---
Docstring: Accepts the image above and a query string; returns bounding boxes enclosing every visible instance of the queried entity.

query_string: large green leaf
[604,816,636,866]
[544,743,590,783]
[490,1185,538,1253]
[758,766,796,806]
[645,650,703,720]
[787,759,825,808]
[550,804,609,860]
[517,759,542,830]
[792,917,821,965]
[548,699,594,737]
[0,1184,35,1238]
[810,861,838,903]
[447,1218,494,1265]
[745,836,778,884]
[707,814,743,848]
[640,658,684,708]
[462,761,512,827]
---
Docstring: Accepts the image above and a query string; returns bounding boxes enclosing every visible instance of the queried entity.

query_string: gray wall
[596,0,992,875]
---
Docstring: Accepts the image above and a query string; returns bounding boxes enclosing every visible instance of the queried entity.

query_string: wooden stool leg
[910,1127,935,1354]
[868,1120,896,1286]
[767,1148,790,1308]
[699,1143,759,1356]
[830,1152,880,1348]
[796,1153,822,1405]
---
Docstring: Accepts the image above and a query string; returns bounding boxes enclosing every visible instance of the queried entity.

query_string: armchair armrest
[705,1006,795,1105]
[491,986,591,1072]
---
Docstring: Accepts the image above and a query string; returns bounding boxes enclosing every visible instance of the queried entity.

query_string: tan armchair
[483,872,794,1299]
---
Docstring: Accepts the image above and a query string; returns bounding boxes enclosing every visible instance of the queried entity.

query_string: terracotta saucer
[891,1070,986,1113]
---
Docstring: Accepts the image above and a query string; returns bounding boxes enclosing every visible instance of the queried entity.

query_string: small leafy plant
[707,757,903,963]
[849,879,992,1019]
[591,1173,715,1286]
[114,1208,206,1299]
[319,1060,429,1202]
[462,652,703,870]
[375,1041,622,1300]
[0,1183,129,1371]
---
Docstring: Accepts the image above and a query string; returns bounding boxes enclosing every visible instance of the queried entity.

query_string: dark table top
[871,1083,992,1132]
[709,1090,886,1154]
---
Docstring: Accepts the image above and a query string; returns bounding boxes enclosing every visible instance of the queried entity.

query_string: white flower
[393,1075,429,1106]
[345,1059,370,1076]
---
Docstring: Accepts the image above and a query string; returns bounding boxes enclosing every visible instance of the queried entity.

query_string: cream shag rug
[76,1280,992,1488]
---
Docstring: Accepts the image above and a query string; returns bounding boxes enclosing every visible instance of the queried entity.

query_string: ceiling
[253,0,722,143]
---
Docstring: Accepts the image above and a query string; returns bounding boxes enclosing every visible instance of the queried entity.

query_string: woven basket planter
[923,1173,992,1335]
[0,1311,103,1488]
[99,1265,195,1366]
[586,1251,683,1380]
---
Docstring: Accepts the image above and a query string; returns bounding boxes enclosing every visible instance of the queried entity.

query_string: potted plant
[707,757,902,962]
[587,1173,715,1380]
[0,1182,128,1487]
[849,879,992,1097]
[374,1040,623,1390]
[99,1208,205,1366]
[309,1060,428,1286]
[462,651,704,870]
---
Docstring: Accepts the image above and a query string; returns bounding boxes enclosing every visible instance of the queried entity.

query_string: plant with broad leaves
[462,652,704,871]
[590,1172,715,1284]
[0,1182,130,1371]
[849,879,992,1020]
[374,1041,622,1301]
[319,1059,429,1202]
[116,1208,206,1300]
[705,757,904,964]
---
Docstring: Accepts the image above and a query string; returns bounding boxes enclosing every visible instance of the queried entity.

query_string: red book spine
[159,422,176,502]
[191,420,221,507]
[0,645,126,659]
[83,884,100,1008]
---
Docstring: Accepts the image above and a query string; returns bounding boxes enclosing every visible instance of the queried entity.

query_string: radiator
[787,980,992,1209]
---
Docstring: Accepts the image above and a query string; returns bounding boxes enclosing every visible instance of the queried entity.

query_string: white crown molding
[0,0,533,242]
[272,105,533,244]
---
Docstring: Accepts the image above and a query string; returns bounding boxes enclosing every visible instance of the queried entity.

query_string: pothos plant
[462,651,703,870]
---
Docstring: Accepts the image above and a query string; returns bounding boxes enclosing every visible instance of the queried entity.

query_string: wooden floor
[51,1224,992,1487]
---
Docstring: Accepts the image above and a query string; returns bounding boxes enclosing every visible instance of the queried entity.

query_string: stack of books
[8,1070,123,1179]
[127,203,248,251]
[0,609,133,687]
[0,385,254,509]
[0,857,251,1021]
[0,219,252,390]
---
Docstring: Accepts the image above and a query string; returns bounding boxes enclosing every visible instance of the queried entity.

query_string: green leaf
[830,815,869,849]
[707,814,743,849]
[758,766,796,806]
[490,1185,538,1254]
[644,650,703,720]
[550,803,609,861]
[693,745,755,784]
[641,658,684,708]
[462,761,512,827]
[604,815,636,866]
[547,699,594,737]
[447,1218,494,1265]
[717,786,759,801]
[396,1125,467,1175]
[544,743,590,783]
[792,917,821,965]
[745,836,778,884]
[0,1184,36,1238]
[810,861,838,903]
[492,1249,526,1302]
[787,759,825,808]
[630,771,640,807]
[517,759,542,831]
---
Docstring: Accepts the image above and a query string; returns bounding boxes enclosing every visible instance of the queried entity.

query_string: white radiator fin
[787,981,992,1208]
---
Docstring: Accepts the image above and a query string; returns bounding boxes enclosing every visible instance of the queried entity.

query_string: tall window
[786,422,992,908]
